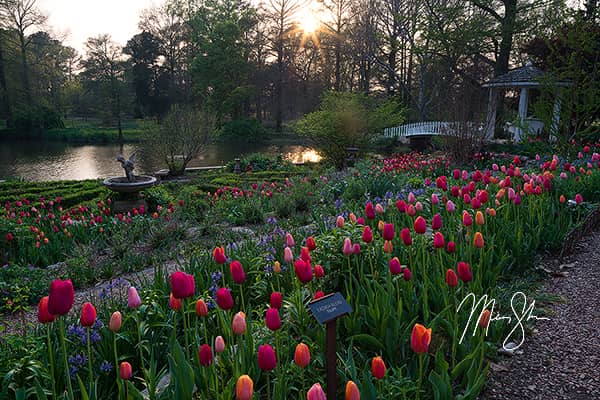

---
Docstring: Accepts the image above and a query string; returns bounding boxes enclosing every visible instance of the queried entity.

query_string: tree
[190,0,256,123]
[263,0,305,131]
[80,35,129,142]
[145,104,215,175]
[0,0,46,104]
[294,91,404,167]
[124,31,170,118]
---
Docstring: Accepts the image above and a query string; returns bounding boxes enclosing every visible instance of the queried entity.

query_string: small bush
[218,118,268,142]
[272,195,295,217]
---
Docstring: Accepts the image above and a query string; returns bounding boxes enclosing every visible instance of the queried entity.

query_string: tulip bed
[2,144,600,400]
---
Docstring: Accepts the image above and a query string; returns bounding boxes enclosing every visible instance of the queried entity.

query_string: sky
[38,0,165,55]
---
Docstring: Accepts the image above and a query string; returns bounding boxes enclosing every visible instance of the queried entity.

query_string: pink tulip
[343,238,353,255]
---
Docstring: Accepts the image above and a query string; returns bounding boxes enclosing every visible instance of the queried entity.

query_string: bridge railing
[383,121,482,138]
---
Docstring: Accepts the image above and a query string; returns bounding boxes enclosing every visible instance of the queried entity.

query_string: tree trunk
[334,37,341,90]
[0,38,11,121]
[275,39,283,132]
[496,0,517,76]
[18,33,32,104]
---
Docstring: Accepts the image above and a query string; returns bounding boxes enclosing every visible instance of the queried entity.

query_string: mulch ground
[481,230,600,400]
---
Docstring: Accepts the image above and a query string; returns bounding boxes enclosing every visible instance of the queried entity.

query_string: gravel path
[481,230,600,400]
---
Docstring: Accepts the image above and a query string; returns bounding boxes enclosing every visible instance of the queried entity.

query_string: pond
[0,140,321,181]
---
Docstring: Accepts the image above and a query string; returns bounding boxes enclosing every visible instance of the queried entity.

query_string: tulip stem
[266,373,271,400]
[46,324,57,399]
[181,302,190,360]
[86,328,93,391]
[58,318,75,400]
[135,310,145,373]
[239,285,246,313]
[300,368,305,400]
[113,334,123,400]
[416,353,424,400]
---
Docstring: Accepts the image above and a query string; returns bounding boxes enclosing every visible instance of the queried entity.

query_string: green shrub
[143,186,174,211]
[9,104,64,131]
[272,194,295,217]
[218,118,268,142]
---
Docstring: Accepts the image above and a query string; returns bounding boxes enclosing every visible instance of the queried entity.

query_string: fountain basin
[102,176,157,193]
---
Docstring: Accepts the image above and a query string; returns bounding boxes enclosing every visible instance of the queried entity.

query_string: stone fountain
[103,153,157,212]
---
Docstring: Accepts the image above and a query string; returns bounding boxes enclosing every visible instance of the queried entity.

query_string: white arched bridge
[383,121,477,139]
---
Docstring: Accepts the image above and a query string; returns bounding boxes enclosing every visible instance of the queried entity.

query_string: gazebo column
[550,89,562,142]
[515,87,529,143]
[484,88,497,141]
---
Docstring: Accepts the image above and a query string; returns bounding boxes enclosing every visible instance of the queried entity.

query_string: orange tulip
[473,232,484,248]
[479,309,491,329]
[294,342,311,368]
[273,260,282,273]
[411,323,432,354]
[196,299,208,317]
[236,375,253,400]
[119,361,133,380]
[345,380,360,400]
[475,211,485,225]
[109,311,122,332]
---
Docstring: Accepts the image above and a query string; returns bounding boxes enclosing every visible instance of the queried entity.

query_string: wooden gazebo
[483,61,570,142]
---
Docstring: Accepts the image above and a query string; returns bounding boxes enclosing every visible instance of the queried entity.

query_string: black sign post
[307,292,353,399]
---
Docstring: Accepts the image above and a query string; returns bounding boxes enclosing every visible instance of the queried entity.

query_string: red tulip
[229,260,246,284]
[362,226,373,243]
[353,243,361,254]
[433,231,445,249]
[403,267,412,281]
[462,211,472,227]
[431,214,442,230]
[294,342,311,368]
[48,279,74,316]
[294,259,313,283]
[300,247,311,263]
[213,246,226,264]
[314,264,325,277]
[119,361,133,380]
[575,193,583,204]
[80,302,96,327]
[313,291,325,300]
[216,288,234,310]
[37,296,56,323]
[236,375,253,400]
[307,383,326,400]
[457,262,472,282]
[270,292,283,309]
[396,200,407,213]
[257,344,277,371]
[169,293,182,310]
[196,299,208,317]
[306,236,317,251]
[446,269,458,287]
[265,307,281,331]
[389,257,402,275]
[170,271,195,299]
[346,380,360,400]
[382,223,394,241]
[401,227,412,245]
[371,356,386,379]
[365,202,375,219]
[5,232,13,241]
[199,344,213,366]
[411,323,432,354]
[414,216,426,234]
[446,241,456,253]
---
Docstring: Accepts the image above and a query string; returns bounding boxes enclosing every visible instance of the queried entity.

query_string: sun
[298,9,320,34]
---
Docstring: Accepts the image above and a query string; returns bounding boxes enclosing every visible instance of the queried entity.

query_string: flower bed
[1,145,600,399]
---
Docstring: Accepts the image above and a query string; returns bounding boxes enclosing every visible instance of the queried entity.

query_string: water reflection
[0,141,321,181]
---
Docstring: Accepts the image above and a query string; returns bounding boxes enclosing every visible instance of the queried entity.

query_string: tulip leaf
[167,336,195,400]
[126,381,145,400]
[33,379,48,400]
[348,334,384,352]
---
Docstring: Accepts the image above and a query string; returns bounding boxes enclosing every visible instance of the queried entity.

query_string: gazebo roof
[482,62,571,88]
